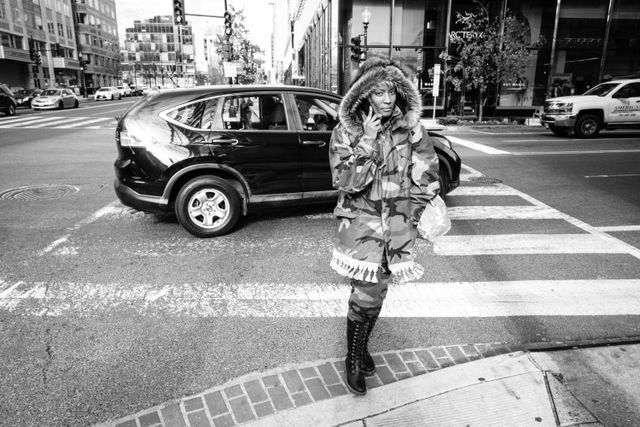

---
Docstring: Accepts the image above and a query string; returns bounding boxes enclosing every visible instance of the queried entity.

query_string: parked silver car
[31,88,79,110]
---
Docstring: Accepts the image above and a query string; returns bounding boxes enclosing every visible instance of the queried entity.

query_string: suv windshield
[583,83,619,97]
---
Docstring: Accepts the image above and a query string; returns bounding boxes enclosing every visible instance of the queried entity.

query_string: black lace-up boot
[362,314,379,376]
[345,317,368,395]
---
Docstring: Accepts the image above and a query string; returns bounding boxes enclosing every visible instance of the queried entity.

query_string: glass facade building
[120,16,195,89]
[298,0,640,115]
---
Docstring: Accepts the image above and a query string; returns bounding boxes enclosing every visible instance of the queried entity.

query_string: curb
[96,342,522,427]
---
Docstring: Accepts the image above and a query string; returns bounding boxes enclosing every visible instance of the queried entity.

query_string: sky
[115,0,274,66]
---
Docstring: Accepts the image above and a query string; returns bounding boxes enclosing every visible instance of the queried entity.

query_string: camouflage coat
[329,59,440,283]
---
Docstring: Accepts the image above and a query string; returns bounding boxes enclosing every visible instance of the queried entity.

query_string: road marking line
[510,186,640,261]
[28,116,91,128]
[447,206,564,220]
[515,149,640,156]
[585,174,640,178]
[2,279,640,317]
[0,116,62,127]
[595,225,640,232]
[431,233,628,255]
[459,164,484,181]
[55,117,113,128]
[0,115,45,124]
[39,201,121,255]
[501,139,571,142]
[447,136,512,155]
[0,281,25,298]
[449,184,520,196]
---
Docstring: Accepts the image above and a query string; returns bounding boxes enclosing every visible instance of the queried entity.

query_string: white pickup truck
[540,78,640,138]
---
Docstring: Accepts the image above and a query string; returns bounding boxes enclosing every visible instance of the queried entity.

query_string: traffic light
[220,43,233,61]
[54,43,61,56]
[224,11,233,39]
[29,46,36,61]
[80,60,87,71]
[173,0,186,25]
[350,36,362,62]
[35,51,42,66]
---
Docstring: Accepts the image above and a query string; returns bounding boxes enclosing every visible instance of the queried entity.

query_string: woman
[329,58,441,395]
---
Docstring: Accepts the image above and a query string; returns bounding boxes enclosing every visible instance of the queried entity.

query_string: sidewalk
[97,341,640,427]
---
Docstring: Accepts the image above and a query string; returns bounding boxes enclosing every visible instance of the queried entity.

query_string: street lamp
[361,7,371,62]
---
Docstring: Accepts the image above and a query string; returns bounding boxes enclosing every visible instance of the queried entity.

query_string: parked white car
[116,84,132,97]
[95,87,122,101]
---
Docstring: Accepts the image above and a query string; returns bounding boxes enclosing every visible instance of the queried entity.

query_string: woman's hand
[361,106,381,139]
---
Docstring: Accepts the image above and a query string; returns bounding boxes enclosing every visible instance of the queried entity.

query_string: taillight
[119,129,152,148]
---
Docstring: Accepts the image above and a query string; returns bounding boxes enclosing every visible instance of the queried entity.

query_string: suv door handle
[301,140,326,147]
[210,138,238,145]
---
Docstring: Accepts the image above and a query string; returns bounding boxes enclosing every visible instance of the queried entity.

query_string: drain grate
[0,184,79,200]
[469,177,503,184]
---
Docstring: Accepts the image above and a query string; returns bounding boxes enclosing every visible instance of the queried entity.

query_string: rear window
[163,97,222,130]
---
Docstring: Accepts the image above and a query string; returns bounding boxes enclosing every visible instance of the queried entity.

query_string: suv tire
[438,159,450,196]
[549,124,571,136]
[175,176,241,238]
[574,114,601,138]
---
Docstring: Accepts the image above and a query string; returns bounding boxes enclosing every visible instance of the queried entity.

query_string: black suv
[0,83,17,116]
[114,85,461,237]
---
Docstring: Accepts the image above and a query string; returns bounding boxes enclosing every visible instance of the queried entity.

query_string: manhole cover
[0,184,79,200]
[469,177,503,184]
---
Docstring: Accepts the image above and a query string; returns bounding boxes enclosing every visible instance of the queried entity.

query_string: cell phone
[359,99,371,115]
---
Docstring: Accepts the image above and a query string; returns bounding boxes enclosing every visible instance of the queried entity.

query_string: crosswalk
[0,114,116,129]
[1,166,640,318]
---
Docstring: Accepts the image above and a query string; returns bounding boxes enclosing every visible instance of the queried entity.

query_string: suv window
[294,95,338,131]
[222,94,287,130]
[165,97,221,130]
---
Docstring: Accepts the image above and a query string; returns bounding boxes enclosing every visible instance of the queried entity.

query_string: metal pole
[599,0,615,83]
[546,0,562,98]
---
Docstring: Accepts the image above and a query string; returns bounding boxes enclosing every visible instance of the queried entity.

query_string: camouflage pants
[347,258,391,322]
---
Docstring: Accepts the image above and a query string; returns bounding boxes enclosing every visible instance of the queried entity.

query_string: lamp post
[361,7,371,62]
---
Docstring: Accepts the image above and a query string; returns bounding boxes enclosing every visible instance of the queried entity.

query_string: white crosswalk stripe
[0,115,115,129]
[1,279,640,317]
[1,116,62,127]
[9,169,640,319]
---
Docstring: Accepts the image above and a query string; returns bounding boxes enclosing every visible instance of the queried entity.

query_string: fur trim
[339,58,422,137]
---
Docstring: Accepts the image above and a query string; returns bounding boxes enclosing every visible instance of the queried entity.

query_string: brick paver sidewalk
[99,342,523,427]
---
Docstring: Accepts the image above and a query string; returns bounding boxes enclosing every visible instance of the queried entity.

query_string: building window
[57,22,64,37]
[48,21,54,33]
[35,16,43,30]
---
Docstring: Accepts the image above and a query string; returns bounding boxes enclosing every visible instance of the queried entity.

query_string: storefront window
[554,0,608,95]
[393,0,446,47]
[603,0,640,79]
[347,0,391,45]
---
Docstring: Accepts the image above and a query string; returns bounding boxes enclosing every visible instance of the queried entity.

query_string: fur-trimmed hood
[339,58,422,136]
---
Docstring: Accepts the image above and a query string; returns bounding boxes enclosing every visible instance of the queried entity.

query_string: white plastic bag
[417,195,451,241]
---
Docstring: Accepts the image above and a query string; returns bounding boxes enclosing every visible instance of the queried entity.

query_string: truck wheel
[549,124,571,137]
[574,114,601,138]
[175,176,241,238]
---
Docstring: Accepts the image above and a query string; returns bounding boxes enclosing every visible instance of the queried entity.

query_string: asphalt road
[1,105,640,426]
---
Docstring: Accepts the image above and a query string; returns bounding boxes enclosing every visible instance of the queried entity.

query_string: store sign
[450,31,483,41]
